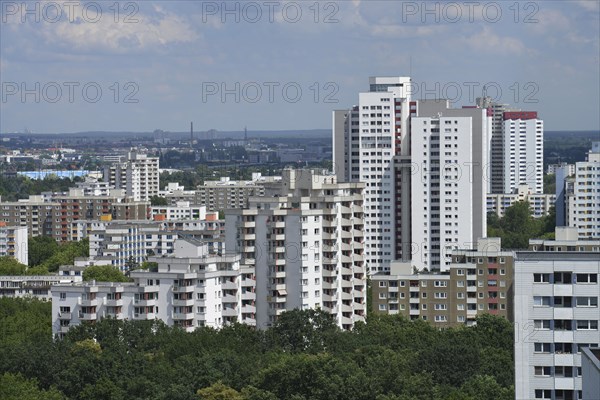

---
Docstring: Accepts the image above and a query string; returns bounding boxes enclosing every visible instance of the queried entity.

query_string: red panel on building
[503,111,538,120]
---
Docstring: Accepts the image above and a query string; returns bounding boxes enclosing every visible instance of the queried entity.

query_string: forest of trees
[0,298,514,400]
[0,176,82,202]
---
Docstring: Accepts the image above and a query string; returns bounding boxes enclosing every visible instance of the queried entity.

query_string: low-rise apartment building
[371,238,514,327]
[51,239,254,337]
[487,183,556,219]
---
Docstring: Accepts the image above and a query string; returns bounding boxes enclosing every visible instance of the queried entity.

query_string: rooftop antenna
[190,122,194,149]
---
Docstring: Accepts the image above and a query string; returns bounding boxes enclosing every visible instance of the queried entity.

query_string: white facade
[225,169,367,330]
[549,163,576,177]
[150,202,207,221]
[487,184,556,218]
[0,224,28,265]
[1,273,81,301]
[87,218,224,271]
[565,146,600,240]
[502,114,544,194]
[52,239,253,337]
[411,101,490,272]
[333,76,412,272]
[104,151,159,201]
[514,246,600,400]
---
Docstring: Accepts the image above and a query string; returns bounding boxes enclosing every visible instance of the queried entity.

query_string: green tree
[28,236,59,267]
[268,309,339,353]
[83,265,131,282]
[197,381,244,400]
[150,195,168,206]
[0,257,27,275]
[0,373,64,400]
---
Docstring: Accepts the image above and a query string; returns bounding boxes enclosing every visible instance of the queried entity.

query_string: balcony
[105,299,123,307]
[133,312,156,320]
[58,312,72,320]
[79,298,98,307]
[241,305,256,314]
[134,299,156,307]
[173,298,195,307]
[172,312,194,320]
[221,281,237,290]
[59,325,70,333]
[221,294,237,303]
[79,312,97,320]
[172,285,195,293]
[241,291,255,300]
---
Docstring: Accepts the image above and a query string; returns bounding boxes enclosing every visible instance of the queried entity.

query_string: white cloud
[574,0,600,12]
[26,3,200,53]
[461,27,528,55]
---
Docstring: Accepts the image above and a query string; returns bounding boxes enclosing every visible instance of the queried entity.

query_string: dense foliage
[0,175,81,202]
[28,237,89,272]
[82,265,131,282]
[0,300,514,400]
[487,201,555,248]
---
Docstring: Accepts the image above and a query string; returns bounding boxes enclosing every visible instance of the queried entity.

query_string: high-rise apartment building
[410,101,490,271]
[567,144,599,239]
[0,223,28,264]
[104,151,159,201]
[476,98,544,195]
[502,111,544,194]
[225,169,366,330]
[476,97,512,194]
[333,77,413,273]
[514,228,600,400]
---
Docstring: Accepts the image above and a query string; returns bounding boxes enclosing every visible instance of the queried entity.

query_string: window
[554,272,572,284]
[535,389,551,399]
[434,292,447,299]
[534,366,551,376]
[379,281,387,287]
[379,292,387,299]
[59,292,66,300]
[534,320,550,330]
[434,304,447,310]
[456,269,464,275]
[434,315,447,322]
[533,273,550,283]
[576,273,598,283]
[379,304,387,311]
[576,320,598,330]
[457,316,465,322]
[534,343,551,353]
[533,296,551,307]
[457,292,465,299]
[576,297,598,307]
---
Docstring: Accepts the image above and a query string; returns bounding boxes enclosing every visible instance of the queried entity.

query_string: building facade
[225,169,367,330]
[563,144,600,239]
[52,239,254,337]
[0,223,28,264]
[333,77,413,273]
[514,230,600,400]
[104,151,159,201]
[0,189,148,241]
[487,184,556,218]
[371,238,514,327]
[502,111,544,194]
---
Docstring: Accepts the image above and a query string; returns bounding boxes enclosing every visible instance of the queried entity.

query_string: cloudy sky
[1,0,599,133]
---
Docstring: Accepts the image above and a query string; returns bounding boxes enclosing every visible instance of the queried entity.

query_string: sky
[0,0,599,134]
